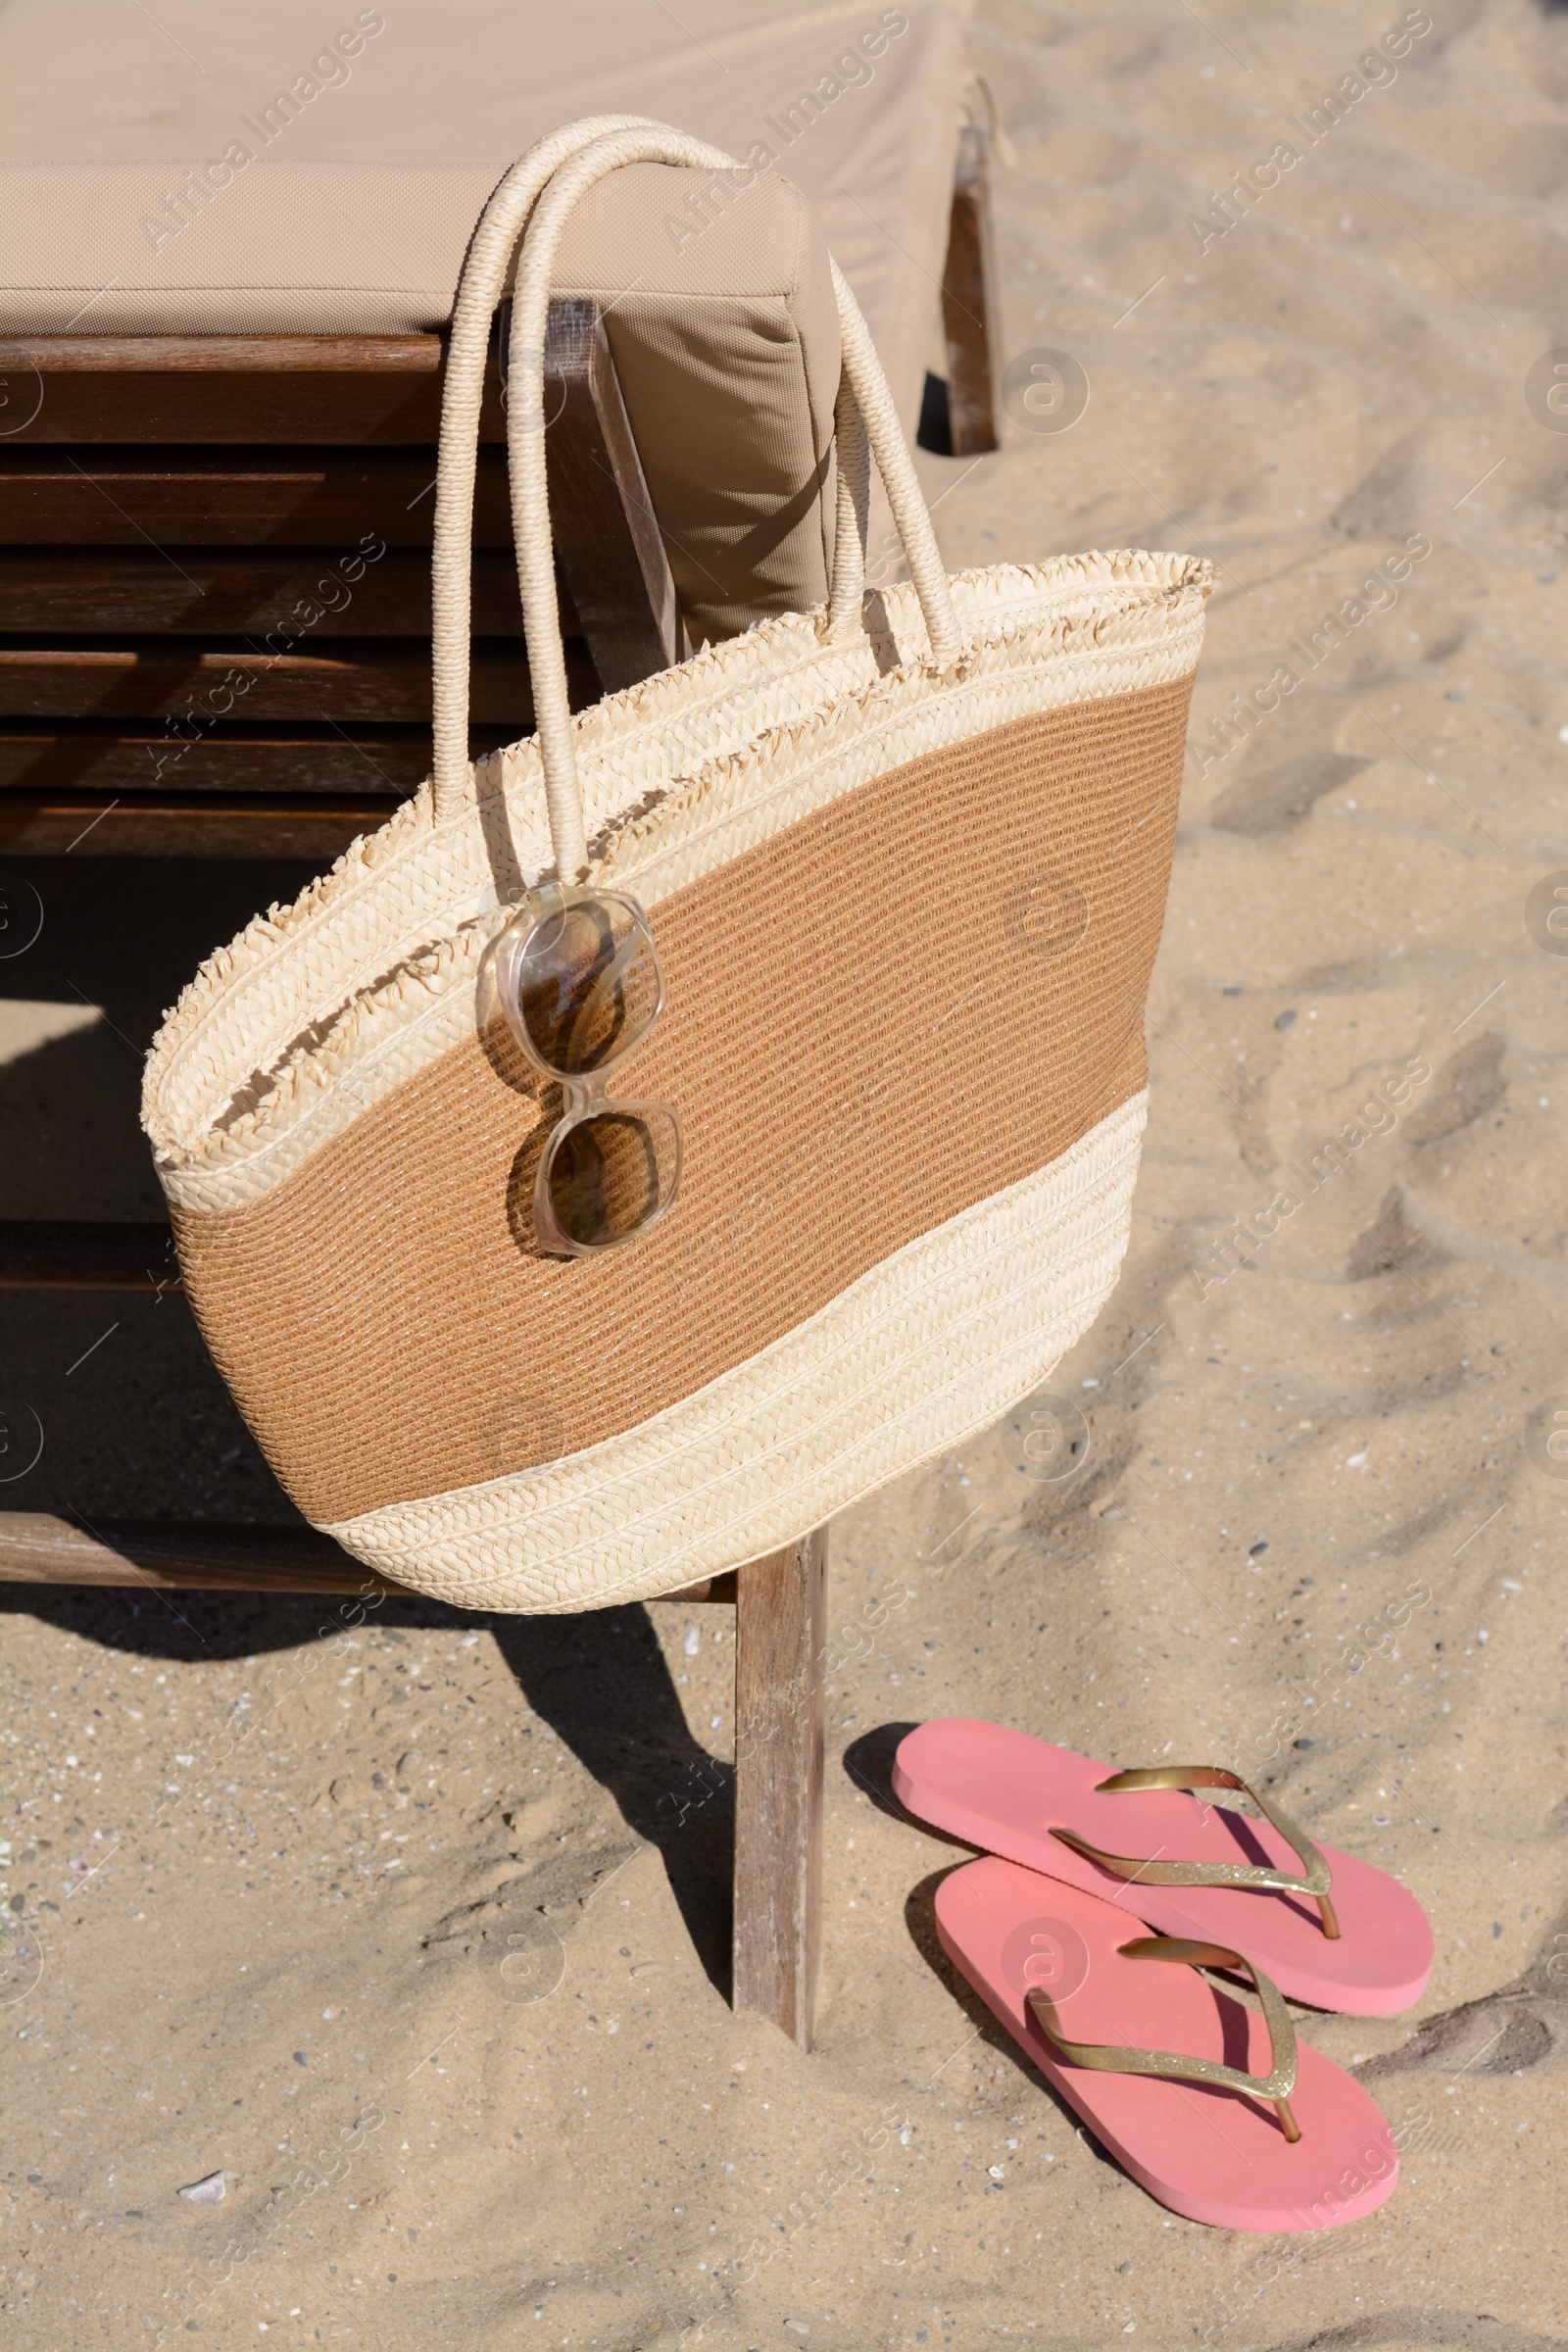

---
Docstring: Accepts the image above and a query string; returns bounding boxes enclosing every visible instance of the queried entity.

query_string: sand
[4,0,1567,2343]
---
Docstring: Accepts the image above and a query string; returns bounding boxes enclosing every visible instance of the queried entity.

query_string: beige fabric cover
[561,166,842,642]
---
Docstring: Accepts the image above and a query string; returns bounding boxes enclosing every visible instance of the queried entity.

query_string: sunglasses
[489,884,682,1256]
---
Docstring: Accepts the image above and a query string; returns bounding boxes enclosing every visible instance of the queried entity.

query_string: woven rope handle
[826,357,870,635]
[432,117,962,860]
[824,254,960,667]
[432,114,662,821]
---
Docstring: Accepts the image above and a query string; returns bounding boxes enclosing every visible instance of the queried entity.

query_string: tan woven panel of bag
[141,118,1212,1613]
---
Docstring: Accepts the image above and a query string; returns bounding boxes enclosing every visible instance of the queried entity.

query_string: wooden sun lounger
[0,149,997,2047]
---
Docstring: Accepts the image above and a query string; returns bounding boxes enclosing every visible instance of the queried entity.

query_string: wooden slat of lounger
[0,1511,739,1604]
[2,333,444,371]
[0,301,684,857]
[0,796,399,858]
[0,549,547,636]
[0,333,506,446]
[0,447,515,548]
[0,724,441,798]
[0,639,584,725]
[941,125,1000,461]
[0,1220,177,1289]
[0,1512,409,1592]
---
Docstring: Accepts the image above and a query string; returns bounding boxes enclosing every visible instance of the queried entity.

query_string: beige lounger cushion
[559,166,842,642]
[0,0,964,431]
[0,0,966,634]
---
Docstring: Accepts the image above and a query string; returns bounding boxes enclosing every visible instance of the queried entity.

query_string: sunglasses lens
[514,893,662,1078]
[539,1103,681,1252]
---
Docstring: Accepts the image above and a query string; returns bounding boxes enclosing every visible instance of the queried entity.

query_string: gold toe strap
[1050,1763,1341,1939]
[1027,1935,1302,2141]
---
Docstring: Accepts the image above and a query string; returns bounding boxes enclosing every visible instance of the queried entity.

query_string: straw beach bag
[142,118,1211,1613]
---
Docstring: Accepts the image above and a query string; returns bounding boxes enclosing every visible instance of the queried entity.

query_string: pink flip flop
[936,1855,1399,2230]
[895,1720,1432,2015]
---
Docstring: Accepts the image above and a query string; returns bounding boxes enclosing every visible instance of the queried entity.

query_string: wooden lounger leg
[732,1525,826,2049]
[940,122,1001,458]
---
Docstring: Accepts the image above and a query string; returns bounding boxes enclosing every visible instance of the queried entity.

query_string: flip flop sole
[936,1856,1400,2231]
[897,1718,1432,2015]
